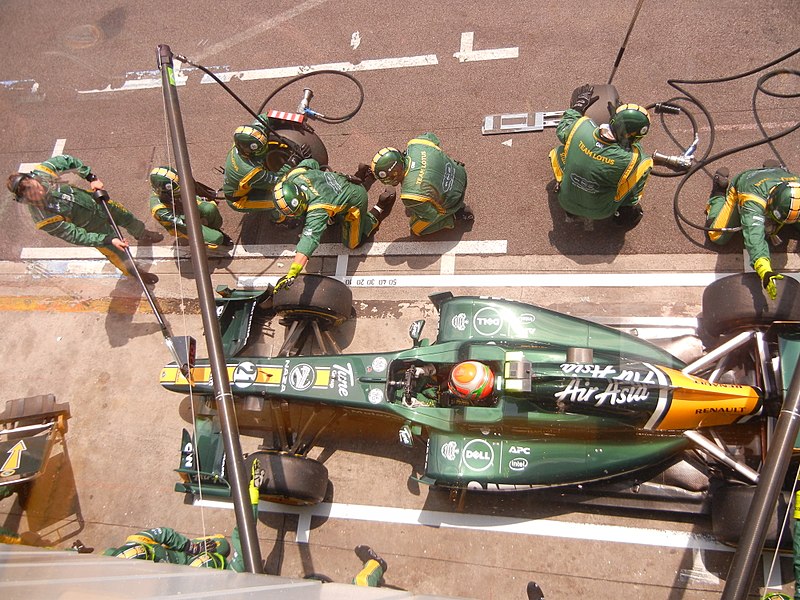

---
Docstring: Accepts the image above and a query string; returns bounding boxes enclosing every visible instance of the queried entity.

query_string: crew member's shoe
[711,167,730,196]
[220,232,235,247]
[612,204,643,230]
[136,230,164,245]
[762,159,781,168]
[71,539,94,554]
[354,545,387,572]
[454,205,474,221]
[138,271,159,286]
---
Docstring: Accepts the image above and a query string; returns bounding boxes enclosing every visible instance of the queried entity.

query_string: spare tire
[265,125,328,172]
[245,451,329,506]
[710,481,791,549]
[271,274,352,327]
[701,273,800,337]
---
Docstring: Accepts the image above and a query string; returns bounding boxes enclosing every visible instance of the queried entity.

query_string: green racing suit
[400,133,468,236]
[26,155,147,276]
[705,166,800,268]
[150,191,225,248]
[549,109,653,220]
[278,158,378,259]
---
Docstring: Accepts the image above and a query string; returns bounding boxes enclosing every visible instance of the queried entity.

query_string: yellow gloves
[754,257,784,300]
[274,262,304,292]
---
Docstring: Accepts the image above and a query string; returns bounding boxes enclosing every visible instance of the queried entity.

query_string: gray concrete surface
[0,1,798,598]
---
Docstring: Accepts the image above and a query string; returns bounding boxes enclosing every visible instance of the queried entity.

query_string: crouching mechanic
[149,166,233,249]
[7,155,163,284]
[371,133,472,236]
[222,118,286,222]
[272,158,396,290]
[549,85,654,229]
[105,458,264,571]
[705,163,800,299]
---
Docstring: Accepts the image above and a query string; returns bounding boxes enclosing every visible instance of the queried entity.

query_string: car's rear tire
[701,273,800,337]
[710,481,791,549]
[271,274,352,327]
[245,451,329,506]
[265,126,328,172]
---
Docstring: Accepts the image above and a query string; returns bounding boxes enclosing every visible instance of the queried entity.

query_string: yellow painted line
[0,296,197,315]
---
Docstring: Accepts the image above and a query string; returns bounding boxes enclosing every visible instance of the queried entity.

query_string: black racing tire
[570,84,619,125]
[701,273,800,338]
[245,451,329,506]
[271,274,353,327]
[265,126,328,172]
[710,481,791,549]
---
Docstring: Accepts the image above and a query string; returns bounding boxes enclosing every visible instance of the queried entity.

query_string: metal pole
[157,43,263,574]
[607,0,646,85]
[721,354,800,599]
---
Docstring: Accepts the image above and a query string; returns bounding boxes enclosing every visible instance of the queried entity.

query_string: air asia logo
[473,307,503,336]
[461,439,494,472]
[509,457,528,471]
[232,361,258,389]
[441,441,459,461]
[451,313,468,331]
[288,364,315,391]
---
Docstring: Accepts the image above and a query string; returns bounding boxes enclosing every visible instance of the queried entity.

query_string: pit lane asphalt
[1,1,798,597]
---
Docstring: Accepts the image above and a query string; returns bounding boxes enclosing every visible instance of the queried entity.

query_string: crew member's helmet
[104,543,155,560]
[768,181,800,225]
[610,104,650,148]
[370,147,405,186]
[234,126,269,158]
[448,361,494,400]
[149,166,181,197]
[274,180,308,218]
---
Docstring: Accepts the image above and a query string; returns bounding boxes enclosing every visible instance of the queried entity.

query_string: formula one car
[160,273,800,544]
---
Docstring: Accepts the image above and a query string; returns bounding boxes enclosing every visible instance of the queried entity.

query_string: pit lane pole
[157,43,263,575]
[721,357,800,599]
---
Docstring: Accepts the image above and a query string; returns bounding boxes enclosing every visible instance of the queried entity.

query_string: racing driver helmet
[767,181,800,226]
[234,125,269,158]
[189,552,226,569]
[274,180,308,218]
[370,147,405,186]
[448,361,494,401]
[149,166,181,197]
[104,543,155,560]
[610,104,650,148]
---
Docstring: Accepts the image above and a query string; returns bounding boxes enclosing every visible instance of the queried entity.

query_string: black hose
[256,69,364,125]
[667,49,800,233]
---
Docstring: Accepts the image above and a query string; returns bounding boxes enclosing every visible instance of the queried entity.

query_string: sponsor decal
[331,363,355,397]
[371,357,387,373]
[232,361,258,389]
[555,364,659,406]
[508,445,530,455]
[473,306,503,336]
[368,388,384,404]
[519,313,536,325]
[461,439,494,472]
[441,441,459,461]
[288,363,315,391]
[442,162,455,192]
[509,457,528,471]
[451,313,468,331]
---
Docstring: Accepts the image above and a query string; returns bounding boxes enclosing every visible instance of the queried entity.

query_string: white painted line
[453,32,519,63]
[20,240,507,260]
[202,55,439,84]
[195,498,729,552]
[242,271,732,289]
[78,63,192,94]
[440,253,456,275]
[18,138,67,172]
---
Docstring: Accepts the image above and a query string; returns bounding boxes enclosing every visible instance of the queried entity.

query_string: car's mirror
[409,320,425,346]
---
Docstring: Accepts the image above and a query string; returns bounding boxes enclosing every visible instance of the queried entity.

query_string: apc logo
[451,313,468,331]
[288,364,315,391]
[473,307,503,336]
[461,439,494,472]
[232,362,258,389]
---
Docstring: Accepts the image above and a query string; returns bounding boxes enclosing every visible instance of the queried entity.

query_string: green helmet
[234,125,269,158]
[370,147,405,186]
[274,179,308,217]
[189,552,226,569]
[105,543,154,560]
[768,181,800,225]
[610,104,650,148]
[149,166,180,197]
